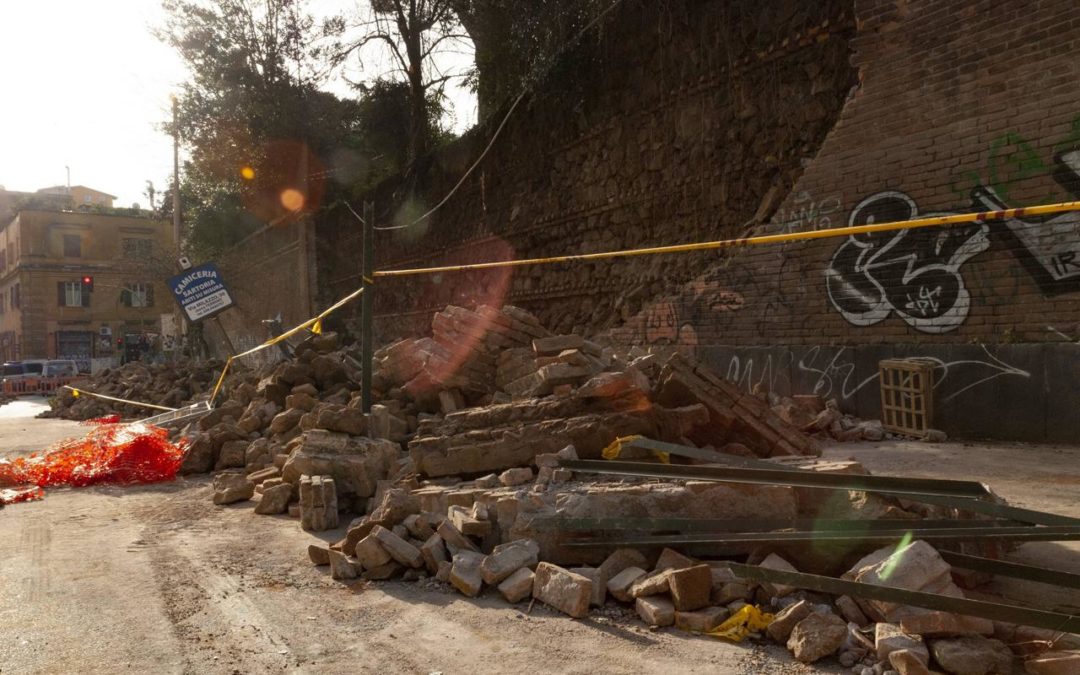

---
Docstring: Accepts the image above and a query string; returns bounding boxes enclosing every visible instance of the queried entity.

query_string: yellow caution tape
[601,435,668,463]
[208,286,365,405]
[61,386,177,412]
[707,604,774,642]
[372,200,1080,278]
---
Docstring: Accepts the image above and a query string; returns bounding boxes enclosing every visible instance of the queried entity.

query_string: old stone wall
[316,0,859,340]
[301,0,1080,440]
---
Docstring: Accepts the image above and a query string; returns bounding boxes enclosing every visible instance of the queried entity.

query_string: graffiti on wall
[827,117,1080,331]
[825,191,991,333]
[773,191,843,233]
[793,344,1030,404]
[971,153,1080,296]
[637,279,746,353]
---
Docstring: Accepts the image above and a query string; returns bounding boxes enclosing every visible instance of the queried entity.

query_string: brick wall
[303,0,1080,440]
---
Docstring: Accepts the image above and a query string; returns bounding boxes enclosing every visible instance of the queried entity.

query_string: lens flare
[240,166,255,180]
[280,188,305,211]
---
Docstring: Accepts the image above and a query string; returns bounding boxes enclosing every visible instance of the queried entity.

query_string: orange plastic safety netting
[0,418,188,504]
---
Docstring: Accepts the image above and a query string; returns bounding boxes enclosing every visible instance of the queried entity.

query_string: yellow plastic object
[707,605,774,642]
[601,435,670,463]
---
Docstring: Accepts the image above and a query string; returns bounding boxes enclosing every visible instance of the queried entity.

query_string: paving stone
[354,532,393,570]
[758,553,798,597]
[636,596,675,627]
[669,564,712,611]
[481,539,539,585]
[598,549,650,582]
[607,566,647,602]
[675,606,729,632]
[498,567,535,603]
[786,611,847,664]
[630,570,671,598]
[372,525,424,568]
[449,551,485,597]
[713,581,753,605]
[532,562,592,619]
[308,544,330,566]
[253,483,291,514]
[437,520,481,554]
[889,649,932,675]
[328,549,359,580]
[499,467,534,486]
[569,566,605,607]
[362,561,403,580]
[420,533,449,575]
[212,473,254,505]
[876,623,928,665]
[654,547,695,572]
[836,594,871,626]
[766,599,813,642]
[929,636,1013,675]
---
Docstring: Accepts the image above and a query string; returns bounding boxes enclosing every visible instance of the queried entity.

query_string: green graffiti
[954,113,1080,206]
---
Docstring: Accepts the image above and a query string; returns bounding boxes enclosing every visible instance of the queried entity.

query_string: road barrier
[3,376,80,397]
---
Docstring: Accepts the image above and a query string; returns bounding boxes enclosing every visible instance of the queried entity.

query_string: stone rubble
[122,302,1073,673]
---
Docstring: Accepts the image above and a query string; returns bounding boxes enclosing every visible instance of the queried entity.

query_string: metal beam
[526,516,1022,532]
[561,459,990,497]
[563,526,1080,548]
[940,551,1080,590]
[724,562,1080,633]
[559,459,1080,526]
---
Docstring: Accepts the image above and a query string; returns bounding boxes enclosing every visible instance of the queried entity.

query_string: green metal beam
[724,562,1080,633]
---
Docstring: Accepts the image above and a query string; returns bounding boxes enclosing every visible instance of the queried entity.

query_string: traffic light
[81,275,94,293]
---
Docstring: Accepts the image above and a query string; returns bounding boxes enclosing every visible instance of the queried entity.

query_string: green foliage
[452,0,608,118]
[159,0,364,257]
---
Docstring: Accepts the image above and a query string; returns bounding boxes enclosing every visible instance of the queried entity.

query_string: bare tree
[327,0,471,166]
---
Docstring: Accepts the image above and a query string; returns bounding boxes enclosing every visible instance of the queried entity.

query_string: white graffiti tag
[825,191,991,333]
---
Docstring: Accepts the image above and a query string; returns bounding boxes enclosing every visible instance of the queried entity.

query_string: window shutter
[82,286,90,307]
[120,287,129,307]
[57,282,65,306]
[146,283,154,307]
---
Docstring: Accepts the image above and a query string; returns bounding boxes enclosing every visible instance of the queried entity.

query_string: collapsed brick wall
[614,0,1080,351]
[315,0,858,339]
[608,0,1080,440]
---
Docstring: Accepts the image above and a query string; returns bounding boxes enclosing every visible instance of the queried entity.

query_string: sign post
[167,261,237,355]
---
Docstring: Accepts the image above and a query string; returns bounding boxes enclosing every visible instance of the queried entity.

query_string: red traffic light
[81,275,94,292]
[82,275,92,284]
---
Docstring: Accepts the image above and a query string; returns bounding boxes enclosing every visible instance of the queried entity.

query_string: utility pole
[172,96,182,249]
[361,201,374,413]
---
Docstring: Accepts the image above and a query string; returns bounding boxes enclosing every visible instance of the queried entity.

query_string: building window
[10,283,18,309]
[122,238,153,260]
[84,194,92,204]
[123,282,154,308]
[58,281,88,307]
[63,234,82,257]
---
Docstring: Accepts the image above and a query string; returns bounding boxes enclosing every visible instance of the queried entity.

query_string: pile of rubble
[194,303,1077,672]
[42,360,223,421]
[772,396,895,444]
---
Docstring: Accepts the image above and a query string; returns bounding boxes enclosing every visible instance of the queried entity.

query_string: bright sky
[0,1,476,208]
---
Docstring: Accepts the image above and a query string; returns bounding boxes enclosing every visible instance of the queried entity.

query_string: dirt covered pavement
[2,400,1078,674]
[0,400,822,675]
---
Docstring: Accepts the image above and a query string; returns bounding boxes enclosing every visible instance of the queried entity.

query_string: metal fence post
[361,201,374,413]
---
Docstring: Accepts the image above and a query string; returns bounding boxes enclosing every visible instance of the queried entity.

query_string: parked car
[1,360,81,394]
[20,359,80,378]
